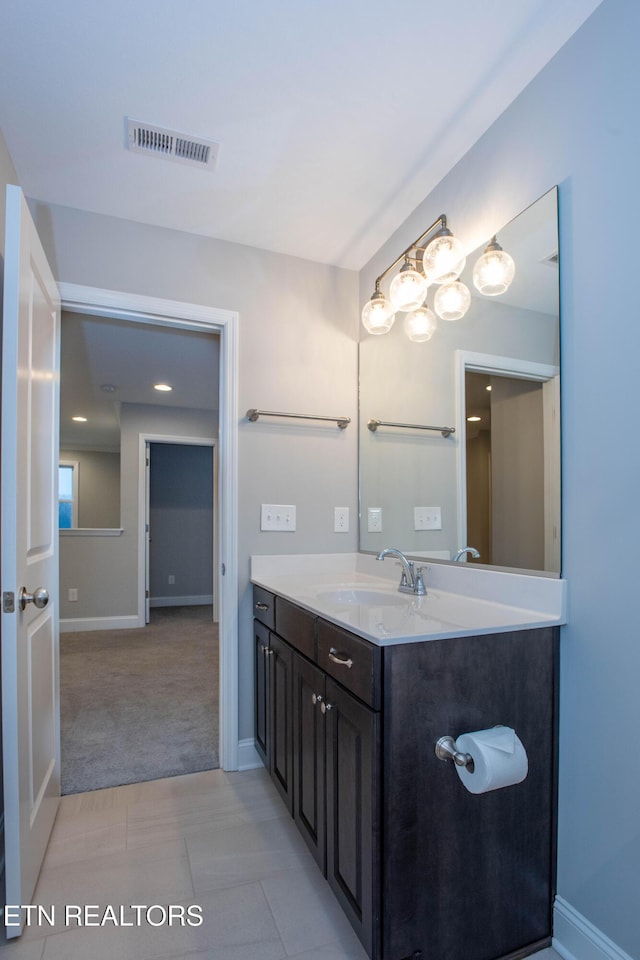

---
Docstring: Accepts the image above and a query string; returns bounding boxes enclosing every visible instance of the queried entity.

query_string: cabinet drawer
[253,586,275,629]
[317,620,381,710]
[275,597,316,660]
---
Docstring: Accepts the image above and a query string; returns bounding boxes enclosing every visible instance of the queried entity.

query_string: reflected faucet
[377,547,426,595]
[453,546,480,562]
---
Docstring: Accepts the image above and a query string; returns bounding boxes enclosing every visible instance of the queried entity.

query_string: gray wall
[359,0,639,954]
[149,442,213,603]
[59,403,216,621]
[59,448,120,528]
[28,204,359,736]
[0,121,19,917]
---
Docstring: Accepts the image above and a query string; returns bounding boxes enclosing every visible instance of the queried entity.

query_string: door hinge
[221,563,226,576]
[3,591,16,613]
[145,589,149,599]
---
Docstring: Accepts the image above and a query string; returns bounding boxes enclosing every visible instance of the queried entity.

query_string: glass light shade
[362,293,395,335]
[389,266,429,312]
[472,239,515,296]
[434,280,471,321]
[403,305,437,342]
[422,230,466,284]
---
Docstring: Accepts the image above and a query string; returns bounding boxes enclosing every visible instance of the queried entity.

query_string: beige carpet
[60,605,219,795]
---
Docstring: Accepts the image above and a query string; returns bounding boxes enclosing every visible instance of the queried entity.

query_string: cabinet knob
[267,648,274,657]
[311,693,323,706]
[320,701,333,714]
[261,643,268,655]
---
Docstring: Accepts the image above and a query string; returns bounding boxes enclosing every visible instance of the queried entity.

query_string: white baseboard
[237,738,262,771]
[60,615,139,633]
[150,595,214,607]
[553,896,635,960]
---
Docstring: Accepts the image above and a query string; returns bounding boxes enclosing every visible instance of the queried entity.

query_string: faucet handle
[414,567,427,596]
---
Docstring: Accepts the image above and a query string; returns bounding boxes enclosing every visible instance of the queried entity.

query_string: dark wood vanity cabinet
[253,586,558,960]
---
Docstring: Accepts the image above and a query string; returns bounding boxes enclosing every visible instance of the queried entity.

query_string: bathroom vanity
[251,554,566,960]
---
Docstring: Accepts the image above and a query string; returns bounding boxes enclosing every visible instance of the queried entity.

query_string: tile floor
[1,767,563,960]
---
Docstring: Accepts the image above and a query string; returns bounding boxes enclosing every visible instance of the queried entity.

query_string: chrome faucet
[453,546,480,562]
[376,547,426,595]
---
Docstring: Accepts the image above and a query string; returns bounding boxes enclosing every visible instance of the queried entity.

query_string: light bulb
[472,237,515,296]
[389,262,429,312]
[362,291,395,335]
[422,228,466,284]
[434,280,471,321]
[403,305,437,342]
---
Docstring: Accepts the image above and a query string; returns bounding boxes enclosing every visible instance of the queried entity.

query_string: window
[59,461,79,529]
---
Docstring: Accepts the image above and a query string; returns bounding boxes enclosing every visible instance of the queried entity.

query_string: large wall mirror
[359,187,560,574]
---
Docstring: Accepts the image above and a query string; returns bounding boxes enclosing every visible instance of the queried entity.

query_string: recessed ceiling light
[467,416,481,422]
[72,416,88,422]
[154,383,173,392]
[486,385,492,391]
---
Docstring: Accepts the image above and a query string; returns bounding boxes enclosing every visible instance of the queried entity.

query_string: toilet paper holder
[435,735,475,772]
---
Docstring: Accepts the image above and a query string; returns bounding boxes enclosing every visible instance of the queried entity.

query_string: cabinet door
[254,620,270,766]
[269,633,294,814]
[292,652,326,870]
[325,678,380,959]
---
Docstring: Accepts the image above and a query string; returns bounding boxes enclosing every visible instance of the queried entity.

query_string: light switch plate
[367,507,382,532]
[261,503,296,531]
[414,506,442,530]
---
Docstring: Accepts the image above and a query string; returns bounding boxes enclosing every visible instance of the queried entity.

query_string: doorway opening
[58,313,223,793]
[59,283,239,777]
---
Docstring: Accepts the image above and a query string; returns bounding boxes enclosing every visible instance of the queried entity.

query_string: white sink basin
[317,588,404,607]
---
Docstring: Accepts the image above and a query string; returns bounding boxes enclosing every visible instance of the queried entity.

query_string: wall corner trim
[553,896,635,960]
[237,739,262,772]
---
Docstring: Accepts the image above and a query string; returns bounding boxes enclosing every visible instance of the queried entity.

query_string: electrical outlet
[261,503,297,531]
[168,574,175,584]
[68,588,78,602]
[367,507,382,532]
[414,506,442,530]
[334,507,349,533]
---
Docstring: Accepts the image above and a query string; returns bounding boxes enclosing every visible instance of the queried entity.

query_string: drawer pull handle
[255,602,270,612]
[329,647,353,669]
[320,701,333,714]
[311,692,323,706]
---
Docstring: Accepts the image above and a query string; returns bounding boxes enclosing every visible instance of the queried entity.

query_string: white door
[1,185,60,935]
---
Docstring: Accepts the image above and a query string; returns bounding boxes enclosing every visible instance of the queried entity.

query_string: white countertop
[250,553,566,646]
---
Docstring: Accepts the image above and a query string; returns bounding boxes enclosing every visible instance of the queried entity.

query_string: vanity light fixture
[467,415,481,422]
[153,383,173,392]
[472,235,515,296]
[361,214,471,338]
[71,416,87,422]
[389,259,429,312]
[403,304,437,342]
[434,279,471,321]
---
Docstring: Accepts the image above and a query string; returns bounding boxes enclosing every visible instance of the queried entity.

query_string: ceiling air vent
[126,118,219,171]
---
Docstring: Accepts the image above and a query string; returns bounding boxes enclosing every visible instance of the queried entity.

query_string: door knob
[19,586,49,611]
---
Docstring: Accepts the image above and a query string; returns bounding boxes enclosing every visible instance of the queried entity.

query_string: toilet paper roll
[454,726,528,795]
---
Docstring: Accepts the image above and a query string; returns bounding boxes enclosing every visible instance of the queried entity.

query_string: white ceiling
[60,312,220,450]
[0,0,602,270]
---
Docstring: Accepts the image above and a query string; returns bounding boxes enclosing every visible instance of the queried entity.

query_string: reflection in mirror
[359,187,560,573]
[59,311,220,530]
